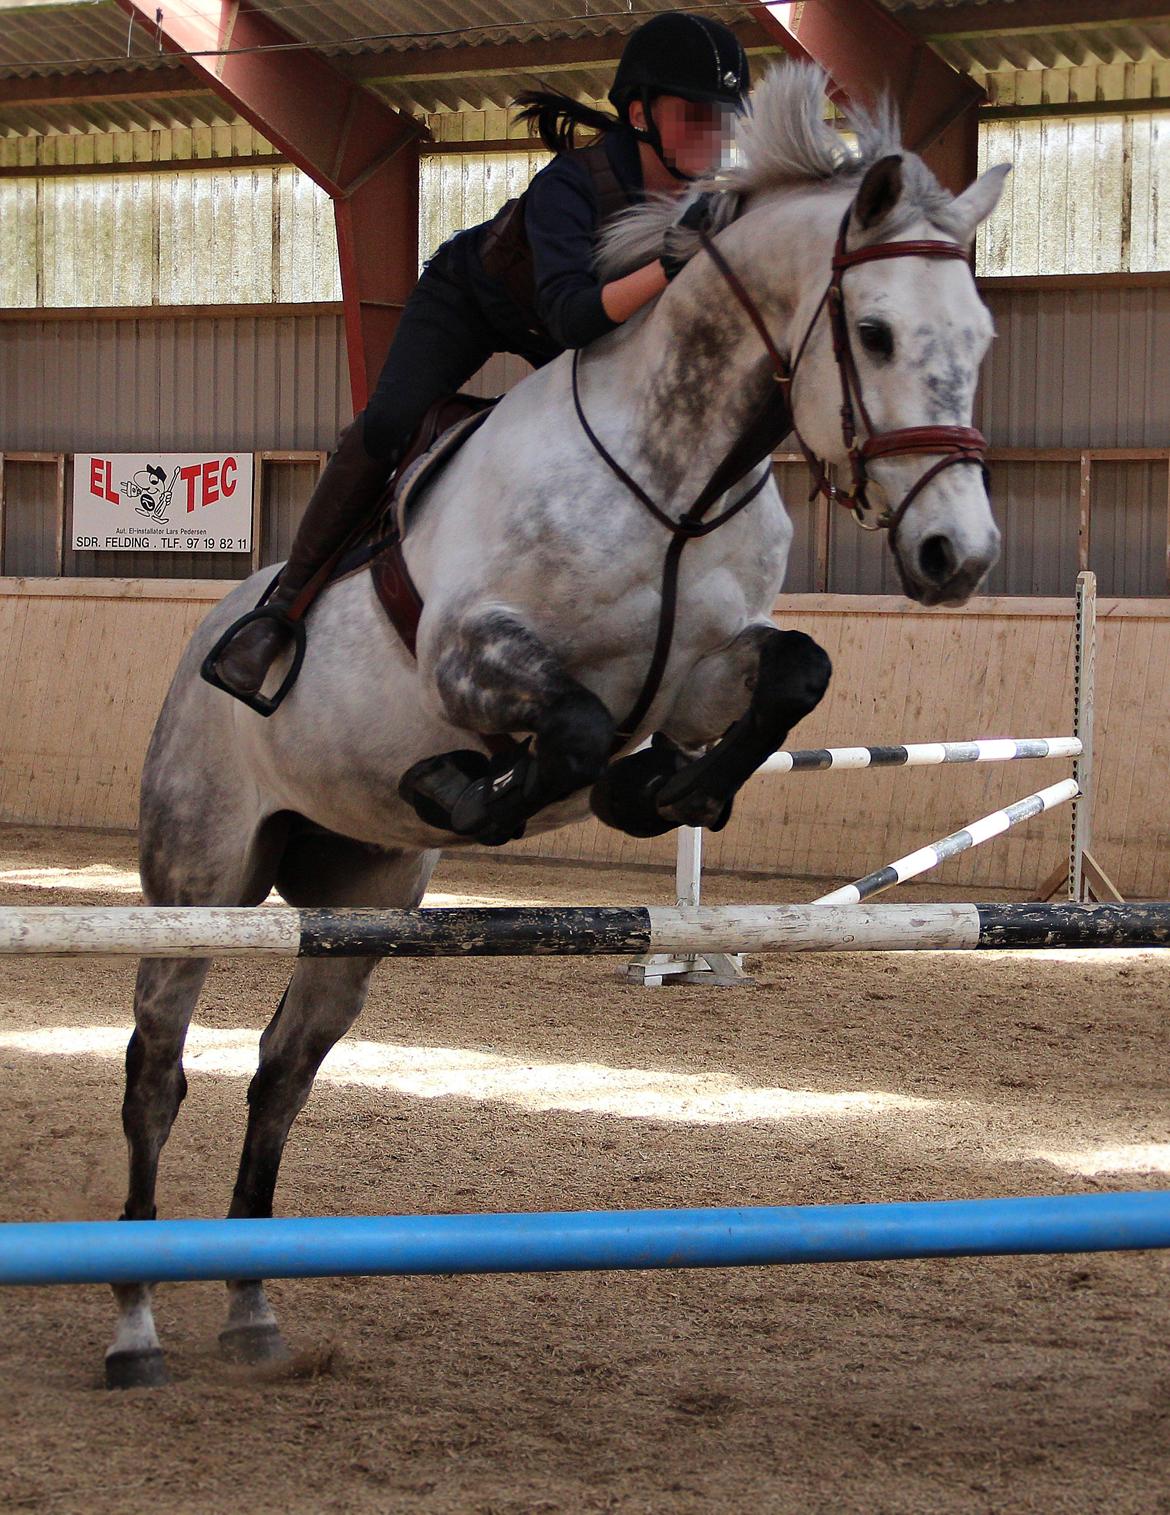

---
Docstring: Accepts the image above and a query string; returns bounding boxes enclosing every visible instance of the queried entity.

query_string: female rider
[208,11,750,701]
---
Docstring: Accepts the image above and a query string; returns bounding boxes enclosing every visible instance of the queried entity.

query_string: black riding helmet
[609,12,750,179]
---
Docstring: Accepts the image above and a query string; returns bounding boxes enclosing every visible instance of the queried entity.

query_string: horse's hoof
[219,1322,290,1366]
[657,790,735,831]
[104,1347,170,1390]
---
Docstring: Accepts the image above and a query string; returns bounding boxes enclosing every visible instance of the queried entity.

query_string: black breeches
[362,251,555,462]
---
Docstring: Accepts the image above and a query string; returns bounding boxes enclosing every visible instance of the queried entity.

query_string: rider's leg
[400,605,615,845]
[208,251,500,699]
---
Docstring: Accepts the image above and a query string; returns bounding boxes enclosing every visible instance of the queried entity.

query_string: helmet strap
[631,90,697,184]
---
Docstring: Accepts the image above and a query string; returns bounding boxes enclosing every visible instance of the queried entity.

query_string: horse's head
[781,150,1008,605]
[596,64,1010,604]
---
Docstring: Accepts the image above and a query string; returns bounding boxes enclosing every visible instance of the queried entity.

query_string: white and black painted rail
[813,778,1079,906]
[1,901,1169,958]
[760,736,1082,775]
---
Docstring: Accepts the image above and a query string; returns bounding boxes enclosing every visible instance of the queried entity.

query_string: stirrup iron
[200,604,307,718]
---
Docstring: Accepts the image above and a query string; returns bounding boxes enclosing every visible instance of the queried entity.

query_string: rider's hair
[513,88,627,154]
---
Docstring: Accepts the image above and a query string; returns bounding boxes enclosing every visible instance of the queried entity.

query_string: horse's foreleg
[591,625,831,836]
[657,626,831,825]
[402,606,615,844]
[106,956,209,1389]
[220,955,376,1363]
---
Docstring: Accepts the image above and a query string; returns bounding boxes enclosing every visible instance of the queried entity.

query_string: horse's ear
[853,154,903,231]
[948,163,1011,243]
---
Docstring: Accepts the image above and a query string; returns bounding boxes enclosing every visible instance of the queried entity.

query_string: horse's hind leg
[105,803,287,1389]
[220,836,438,1363]
[105,955,209,1388]
[401,605,615,844]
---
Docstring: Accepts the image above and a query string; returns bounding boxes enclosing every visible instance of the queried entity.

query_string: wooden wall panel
[2,583,1168,899]
[0,580,230,832]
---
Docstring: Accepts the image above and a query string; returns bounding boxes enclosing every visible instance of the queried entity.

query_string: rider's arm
[525,159,662,347]
[600,262,668,324]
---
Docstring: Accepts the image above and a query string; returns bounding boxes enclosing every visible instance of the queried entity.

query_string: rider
[208,11,750,700]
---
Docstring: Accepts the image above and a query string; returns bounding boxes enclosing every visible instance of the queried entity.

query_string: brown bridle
[570,194,989,748]
[699,204,989,541]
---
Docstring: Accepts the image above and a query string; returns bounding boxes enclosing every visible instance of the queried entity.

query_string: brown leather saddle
[298,394,499,656]
[365,395,497,655]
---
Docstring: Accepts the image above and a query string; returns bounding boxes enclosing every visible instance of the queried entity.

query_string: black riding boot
[207,418,391,699]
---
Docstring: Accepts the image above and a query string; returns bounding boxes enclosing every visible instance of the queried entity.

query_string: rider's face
[630,94,734,177]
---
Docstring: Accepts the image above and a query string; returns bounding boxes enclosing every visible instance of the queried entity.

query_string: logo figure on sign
[122,463,180,524]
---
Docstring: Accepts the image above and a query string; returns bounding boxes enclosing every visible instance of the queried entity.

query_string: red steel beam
[751,1,984,192]
[111,0,425,408]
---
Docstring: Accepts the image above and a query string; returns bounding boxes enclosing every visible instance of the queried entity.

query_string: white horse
[106,66,1007,1387]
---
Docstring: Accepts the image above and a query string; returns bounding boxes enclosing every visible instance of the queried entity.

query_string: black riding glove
[660,193,721,282]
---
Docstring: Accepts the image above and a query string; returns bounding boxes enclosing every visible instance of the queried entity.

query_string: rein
[699,204,989,538]
[571,348,773,746]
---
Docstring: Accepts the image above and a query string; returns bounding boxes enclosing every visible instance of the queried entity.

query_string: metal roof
[2,0,1169,138]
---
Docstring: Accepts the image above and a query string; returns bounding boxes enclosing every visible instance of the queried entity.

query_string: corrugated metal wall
[2,284,1167,589]
[8,164,341,308]
[0,309,348,578]
[0,310,349,453]
[2,459,61,576]
[979,284,1169,446]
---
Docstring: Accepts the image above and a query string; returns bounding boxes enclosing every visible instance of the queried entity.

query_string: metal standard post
[1070,570,1094,901]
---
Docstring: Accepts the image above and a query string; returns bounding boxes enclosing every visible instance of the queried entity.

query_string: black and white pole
[636,739,1085,986]
[0,901,1169,957]
[758,735,1082,775]
[812,778,1080,906]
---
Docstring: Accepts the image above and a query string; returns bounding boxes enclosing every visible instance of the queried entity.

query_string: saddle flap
[383,394,498,541]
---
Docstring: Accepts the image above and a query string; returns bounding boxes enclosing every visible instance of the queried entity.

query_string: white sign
[73,452,254,553]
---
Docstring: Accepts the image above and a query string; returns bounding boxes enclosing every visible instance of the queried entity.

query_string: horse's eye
[858,318,894,360]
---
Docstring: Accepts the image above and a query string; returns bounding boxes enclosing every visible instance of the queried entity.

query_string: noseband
[700,204,989,539]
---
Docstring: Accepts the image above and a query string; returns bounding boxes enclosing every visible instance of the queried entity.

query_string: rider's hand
[660,192,719,282]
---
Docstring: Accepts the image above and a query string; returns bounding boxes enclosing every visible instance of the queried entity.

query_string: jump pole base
[623,951,750,987]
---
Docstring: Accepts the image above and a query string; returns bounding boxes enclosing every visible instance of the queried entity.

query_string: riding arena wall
[2,576,1167,898]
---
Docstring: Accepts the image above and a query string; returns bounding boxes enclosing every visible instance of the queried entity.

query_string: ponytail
[513,88,623,154]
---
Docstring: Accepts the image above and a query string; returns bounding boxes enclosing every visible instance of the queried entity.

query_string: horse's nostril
[918,535,957,586]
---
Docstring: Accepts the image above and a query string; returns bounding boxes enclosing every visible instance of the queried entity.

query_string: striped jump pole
[759,735,1082,776]
[1,1192,1168,1287]
[650,738,1085,985]
[1,900,1169,957]
[813,777,1079,906]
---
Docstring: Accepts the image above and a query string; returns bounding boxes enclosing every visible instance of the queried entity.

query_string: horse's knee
[753,630,832,728]
[536,687,615,798]
[121,1029,187,1136]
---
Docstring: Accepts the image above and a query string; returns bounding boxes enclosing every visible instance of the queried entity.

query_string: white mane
[596,62,964,280]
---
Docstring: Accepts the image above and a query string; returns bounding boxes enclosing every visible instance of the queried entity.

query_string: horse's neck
[594,186,847,510]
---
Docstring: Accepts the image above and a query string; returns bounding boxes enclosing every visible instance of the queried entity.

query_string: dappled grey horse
[106,65,1008,1387]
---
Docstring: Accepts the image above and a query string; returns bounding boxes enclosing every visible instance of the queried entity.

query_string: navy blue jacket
[447,127,645,355]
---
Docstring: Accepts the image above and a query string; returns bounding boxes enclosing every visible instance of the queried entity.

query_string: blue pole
[1,1193,1168,1287]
